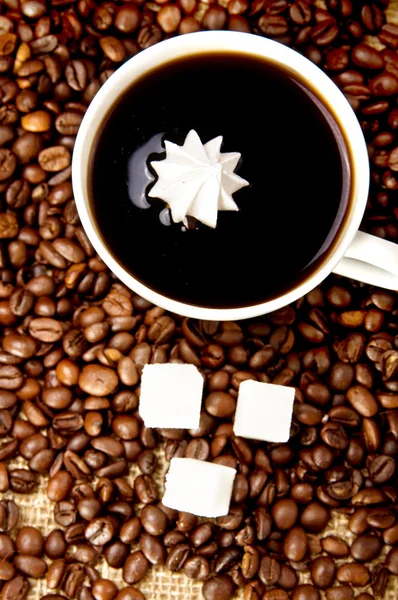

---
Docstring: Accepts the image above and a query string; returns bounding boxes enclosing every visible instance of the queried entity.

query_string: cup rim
[72,30,370,321]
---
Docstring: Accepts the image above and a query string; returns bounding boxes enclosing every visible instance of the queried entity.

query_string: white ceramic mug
[72,31,398,322]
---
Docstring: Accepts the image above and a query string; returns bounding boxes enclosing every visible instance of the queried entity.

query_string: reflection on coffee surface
[89,52,350,309]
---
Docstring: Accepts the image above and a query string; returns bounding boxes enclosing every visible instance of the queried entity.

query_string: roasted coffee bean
[123,551,150,584]
[79,365,118,396]
[0,534,14,561]
[183,555,209,581]
[310,556,336,588]
[350,533,382,561]
[104,541,129,569]
[13,555,47,578]
[1,576,30,600]
[0,559,15,581]
[44,530,66,560]
[259,556,280,585]
[140,532,166,565]
[325,587,353,600]
[140,505,167,536]
[202,574,236,600]
[116,588,145,600]
[368,454,395,482]
[85,517,115,546]
[15,527,43,557]
[62,563,85,597]
[134,475,158,504]
[271,499,298,530]
[347,386,378,416]
[262,589,289,600]
[47,471,73,501]
[385,547,398,575]
[9,470,36,494]
[165,544,190,571]
[321,536,349,558]
[283,526,307,561]
[292,585,320,600]
[120,518,142,544]
[301,502,330,532]
[337,563,370,586]
[205,391,236,418]
[92,579,118,600]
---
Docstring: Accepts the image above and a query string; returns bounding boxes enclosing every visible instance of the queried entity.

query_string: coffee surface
[90,52,348,308]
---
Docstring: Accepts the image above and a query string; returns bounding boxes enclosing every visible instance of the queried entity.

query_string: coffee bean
[352,44,384,69]
[0,534,14,560]
[260,13,290,36]
[326,587,355,600]
[0,214,18,239]
[46,559,66,590]
[301,502,330,532]
[259,556,280,585]
[165,543,190,571]
[283,526,307,561]
[369,454,395,483]
[321,536,349,558]
[139,532,166,565]
[123,551,149,584]
[120,518,142,545]
[310,556,336,588]
[140,505,167,536]
[1,576,30,600]
[15,527,43,557]
[337,563,370,586]
[115,5,141,33]
[350,533,382,562]
[361,3,383,30]
[29,318,63,342]
[13,555,47,578]
[385,547,398,575]
[183,555,209,580]
[47,471,73,502]
[263,590,289,600]
[62,563,85,597]
[371,72,398,96]
[202,574,236,600]
[9,470,36,494]
[203,6,227,30]
[84,517,115,546]
[347,386,378,416]
[116,588,145,600]
[134,475,158,504]
[44,530,66,560]
[104,541,129,569]
[157,6,181,33]
[38,146,71,172]
[0,559,15,581]
[0,149,16,182]
[271,499,298,530]
[92,579,118,600]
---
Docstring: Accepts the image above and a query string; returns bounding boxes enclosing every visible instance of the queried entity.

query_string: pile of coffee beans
[0,0,397,599]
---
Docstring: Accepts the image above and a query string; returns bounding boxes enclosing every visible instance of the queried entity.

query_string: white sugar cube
[233,379,294,443]
[139,363,203,429]
[162,458,236,518]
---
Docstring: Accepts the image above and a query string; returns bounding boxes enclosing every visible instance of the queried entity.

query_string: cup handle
[332,230,398,291]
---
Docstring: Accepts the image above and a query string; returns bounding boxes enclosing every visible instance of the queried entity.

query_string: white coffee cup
[72,31,398,321]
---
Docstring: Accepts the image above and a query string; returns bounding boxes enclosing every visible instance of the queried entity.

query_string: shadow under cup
[86,49,354,311]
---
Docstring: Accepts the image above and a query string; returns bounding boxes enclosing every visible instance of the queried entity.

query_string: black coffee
[89,51,350,309]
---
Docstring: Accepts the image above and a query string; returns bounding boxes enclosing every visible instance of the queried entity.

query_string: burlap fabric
[2,1,398,599]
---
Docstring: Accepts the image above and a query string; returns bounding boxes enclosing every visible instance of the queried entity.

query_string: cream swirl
[148,129,249,229]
